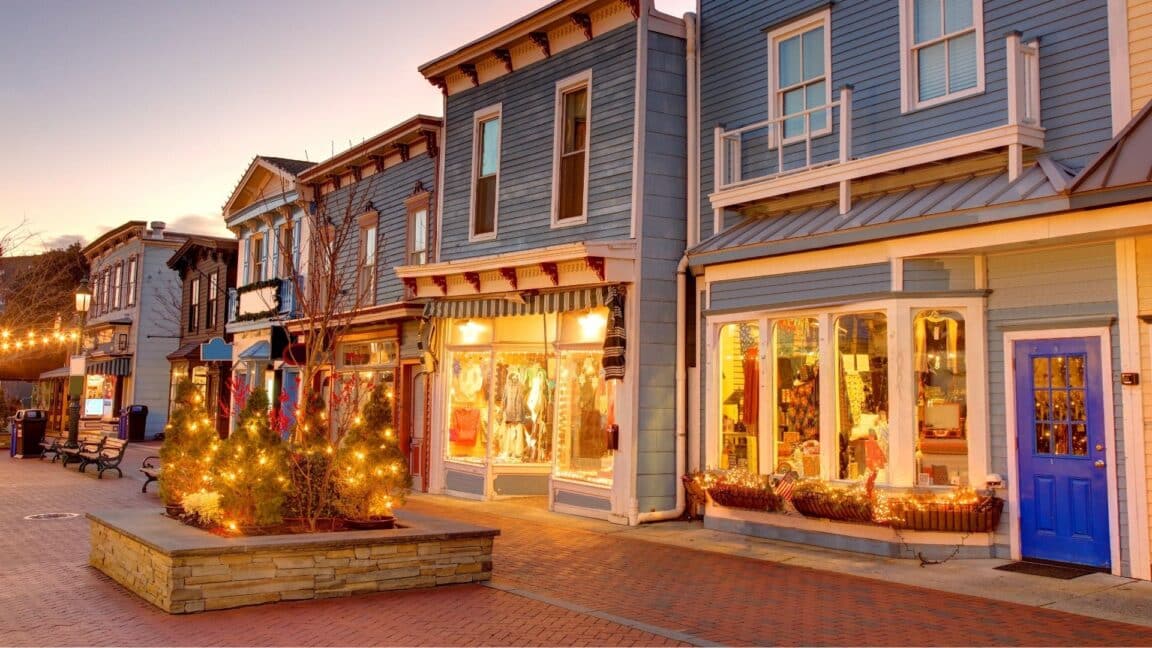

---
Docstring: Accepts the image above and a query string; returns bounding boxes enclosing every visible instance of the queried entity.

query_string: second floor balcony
[711,32,1044,214]
[226,277,297,326]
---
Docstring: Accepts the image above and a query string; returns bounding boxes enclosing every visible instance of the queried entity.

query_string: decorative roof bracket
[571,13,593,40]
[529,32,551,58]
[431,275,448,295]
[459,63,479,87]
[586,256,605,282]
[500,267,518,290]
[540,262,559,286]
[492,48,514,73]
[464,272,482,293]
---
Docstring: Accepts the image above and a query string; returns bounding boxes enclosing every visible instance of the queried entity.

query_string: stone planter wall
[89,509,499,614]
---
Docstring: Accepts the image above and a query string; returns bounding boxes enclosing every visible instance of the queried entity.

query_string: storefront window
[554,346,615,485]
[718,322,760,472]
[332,369,395,436]
[492,351,551,463]
[914,310,968,485]
[447,350,491,463]
[84,374,114,418]
[836,312,889,482]
[774,317,820,477]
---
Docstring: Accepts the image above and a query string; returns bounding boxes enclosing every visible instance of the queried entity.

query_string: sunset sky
[1,0,694,253]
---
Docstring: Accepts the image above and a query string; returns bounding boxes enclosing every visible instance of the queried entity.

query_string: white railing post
[839,85,853,164]
[713,125,725,189]
[1025,38,1041,127]
[1006,31,1022,126]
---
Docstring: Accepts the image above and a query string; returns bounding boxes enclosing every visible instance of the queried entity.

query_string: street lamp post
[66,278,92,448]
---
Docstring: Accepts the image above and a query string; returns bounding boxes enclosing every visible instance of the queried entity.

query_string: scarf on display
[602,285,626,381]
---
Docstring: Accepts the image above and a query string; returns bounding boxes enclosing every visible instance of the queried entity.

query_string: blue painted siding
[319,155,436,306]
[709,263,891,313]
[985,243,1127,569]
[698,0,1114,239]
[903,257,976,292]
[439,24,637,260]
[437,24,640,259]
[636,31,688,512]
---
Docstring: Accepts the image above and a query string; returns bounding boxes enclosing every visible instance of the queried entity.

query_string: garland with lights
[0,327,80,354]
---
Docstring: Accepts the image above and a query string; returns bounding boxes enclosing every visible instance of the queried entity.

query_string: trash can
[124,405,148,441]
[11,409,47,458]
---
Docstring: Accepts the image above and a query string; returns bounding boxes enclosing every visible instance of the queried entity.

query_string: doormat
[994,561,1097,579]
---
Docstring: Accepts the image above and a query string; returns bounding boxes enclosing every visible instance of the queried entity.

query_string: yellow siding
[1131,0,1152,113]
[1137,236,1152,575]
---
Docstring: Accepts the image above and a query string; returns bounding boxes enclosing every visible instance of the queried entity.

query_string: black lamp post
[66,278,92,447]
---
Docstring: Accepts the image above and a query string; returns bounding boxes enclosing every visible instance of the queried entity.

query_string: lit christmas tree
[215,387,290,528]
[158,379,218,508]
[334,381,410,522]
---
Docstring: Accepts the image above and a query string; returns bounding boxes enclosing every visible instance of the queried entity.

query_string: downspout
[636,10,697,524]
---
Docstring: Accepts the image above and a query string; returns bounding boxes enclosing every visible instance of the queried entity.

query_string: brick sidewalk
[1,448,1148,646]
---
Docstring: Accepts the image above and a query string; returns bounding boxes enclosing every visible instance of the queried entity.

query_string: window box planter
[888,497,1004,533]
[790,490,874,523]
[707,483,784,512]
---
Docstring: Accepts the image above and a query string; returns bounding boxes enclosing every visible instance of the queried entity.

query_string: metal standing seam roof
[688,161,1076,266]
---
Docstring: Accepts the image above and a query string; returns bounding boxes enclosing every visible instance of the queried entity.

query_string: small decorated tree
[215,387,290,528]
[284,389,339,530]
[334,381,410,523]
[158,379,218,508]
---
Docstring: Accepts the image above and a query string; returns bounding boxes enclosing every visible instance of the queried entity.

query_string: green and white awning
[86,357,131,376]
[422,286,609,319]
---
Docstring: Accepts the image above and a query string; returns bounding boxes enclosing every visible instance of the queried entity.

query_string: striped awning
[86,357,131,376]
[422,286,609,319]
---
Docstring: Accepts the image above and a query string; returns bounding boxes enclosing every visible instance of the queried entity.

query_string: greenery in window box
[875,487,1005,533]
[232,308,279,323]
[236,278,282,294]
[790,473,876,523]
[690,468,783,512]
[333,382,410,525]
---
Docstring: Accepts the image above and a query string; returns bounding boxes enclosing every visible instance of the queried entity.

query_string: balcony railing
[712,33,1042,206]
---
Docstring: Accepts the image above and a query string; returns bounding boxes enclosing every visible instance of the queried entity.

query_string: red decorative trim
[410,180,429,197]
[459,63,479,87]
[586,256,605,282]
[351,166,362,182]
[428,76,448,95]
[402,278,417,299]
[620,0,639,19]
[540,262,559,286]
[369,154,387,172]
[464,272,481,293]
[492,48,514,73]
[571,13,593,40]
[431,275,448,295]
[394,142,411,162]
[499,267,518,290]
[529,32,551,58]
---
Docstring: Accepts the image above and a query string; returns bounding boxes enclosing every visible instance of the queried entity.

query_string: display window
[914,310,968,486]
[717,322,761,472]
[835,312,889,483]
[332,369,396,436]
[774,317,820,477]
[554,348,615,485]
[84,374,115,418]
[447,349,492,462]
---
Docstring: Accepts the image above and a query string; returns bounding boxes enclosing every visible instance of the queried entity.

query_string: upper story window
[279,222,294,276]
[111,263,123,310]
[406,191,430,266]
[359,212,378,305]
[188,276,201,332]
[126,257,137,306]
[250,233,265,283]
[100,269,110,315]
[206,271,219,329]
[900,0,984,111]
[553,71,592,225]
[768,10,830,142]
[471,105,501,239]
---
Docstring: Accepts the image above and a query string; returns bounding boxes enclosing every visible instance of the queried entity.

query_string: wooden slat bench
[79,437,128,478]
[38,433,66,463]
[140,455,161,493]
[60,433,105,469]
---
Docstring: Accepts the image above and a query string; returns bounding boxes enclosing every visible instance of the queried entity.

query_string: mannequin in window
[577,358,605,460]
[502,372,526,459]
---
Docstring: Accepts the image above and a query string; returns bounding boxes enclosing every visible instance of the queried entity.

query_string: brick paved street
[1,443,1149,646]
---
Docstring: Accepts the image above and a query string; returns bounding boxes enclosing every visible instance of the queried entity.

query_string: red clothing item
[742,348,759,426]
[450,407,481,444]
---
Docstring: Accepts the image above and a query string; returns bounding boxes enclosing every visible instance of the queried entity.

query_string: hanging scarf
[602,286,626,381]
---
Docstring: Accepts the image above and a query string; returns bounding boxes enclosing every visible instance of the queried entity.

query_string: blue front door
[1014,338,1110,568]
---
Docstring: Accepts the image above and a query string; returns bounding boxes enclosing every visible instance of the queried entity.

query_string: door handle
[1095,443,1104,452]
[1094,459,1106,468]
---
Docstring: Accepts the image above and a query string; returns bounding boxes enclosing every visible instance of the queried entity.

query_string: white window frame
[111,262,123,310]
[251,232,266,283]
[469,104,502,242]
[189,276,201,332]
[899,0,985,112]
[550,70,593,227]
[359,214,378,305]
[126,256,137,306]
[767,9,832,146]
[206,271,219,329]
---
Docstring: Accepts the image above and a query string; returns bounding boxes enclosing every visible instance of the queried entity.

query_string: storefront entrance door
[1013,337,1110,569]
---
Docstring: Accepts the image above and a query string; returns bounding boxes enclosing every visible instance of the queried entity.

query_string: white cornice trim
[709,123,1046,210]
[395,240,636,279]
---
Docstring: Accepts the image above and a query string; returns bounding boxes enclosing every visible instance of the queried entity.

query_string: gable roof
[1069,99,1152,195]
[166,235,238,273]
[222,155,315,219]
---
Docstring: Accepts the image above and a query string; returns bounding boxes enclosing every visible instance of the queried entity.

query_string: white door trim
[1003,328,1121,575]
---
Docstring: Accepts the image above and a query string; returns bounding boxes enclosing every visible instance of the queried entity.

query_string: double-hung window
[126,257,137,306]
[552,71,591,225]
[250,233,265,283]
[359,212,378,305]
[111,263,123,310]
[901,0,984,111]
[769,10,830,142]
[279,222,294,276]
[406,190,430,266]
[471,106,501,239]
[188,277,201,332]
[206,272,219,329]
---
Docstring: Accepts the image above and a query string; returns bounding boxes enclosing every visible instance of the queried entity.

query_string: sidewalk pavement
[406,492,1152,630]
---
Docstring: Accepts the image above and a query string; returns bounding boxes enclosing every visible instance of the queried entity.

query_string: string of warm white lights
[0,327,81,353]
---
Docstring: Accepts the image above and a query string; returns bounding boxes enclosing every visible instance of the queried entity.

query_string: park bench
[38,433,66,463]
[60,433,105,469]
[140,455,161,493]
[79,437,128,478]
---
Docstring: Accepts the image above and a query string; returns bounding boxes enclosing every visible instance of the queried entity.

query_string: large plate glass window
[773,317,821,477]
[915,310,968,485]
[717,322,761,473]
[554,308,614,485]
[835,312,889,483]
